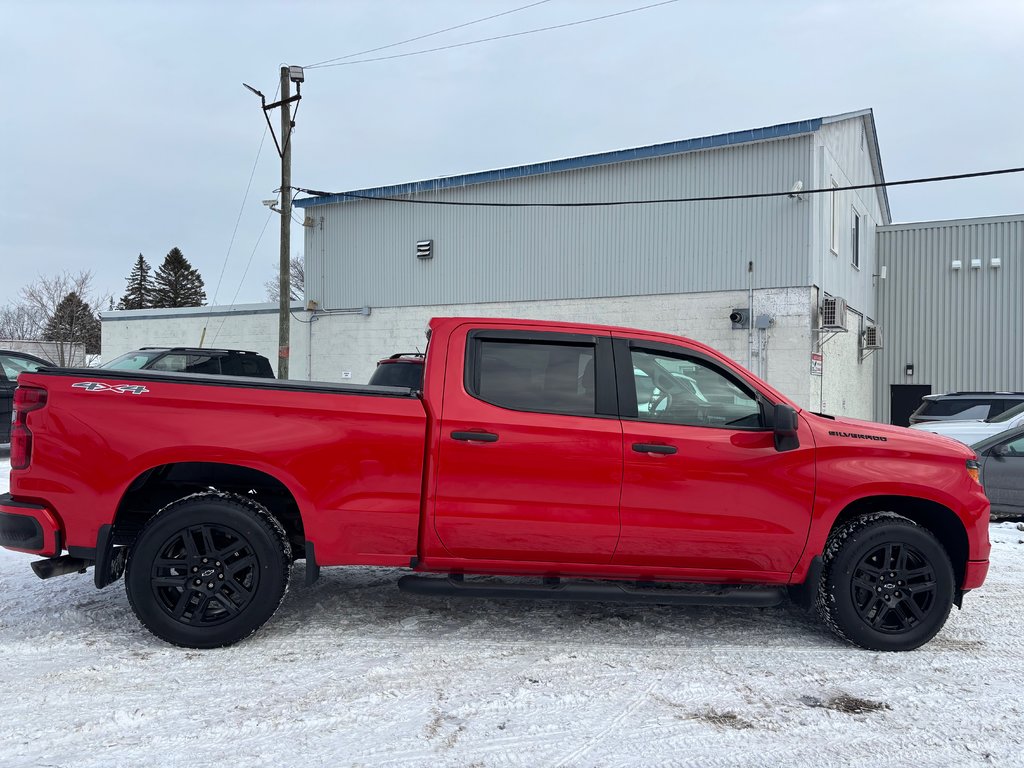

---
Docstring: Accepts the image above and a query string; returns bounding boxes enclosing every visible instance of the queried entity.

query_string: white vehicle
[909,401,1024,445]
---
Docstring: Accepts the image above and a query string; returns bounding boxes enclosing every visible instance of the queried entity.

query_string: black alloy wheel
[126,492,291,648]
[850,541,936,633]
[816,513,954,651]
[149,522,261,627]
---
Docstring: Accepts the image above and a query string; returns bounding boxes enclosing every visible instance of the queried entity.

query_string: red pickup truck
[1,317,990,651]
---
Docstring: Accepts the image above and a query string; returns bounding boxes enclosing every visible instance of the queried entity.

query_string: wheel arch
[830,495,969,593]
[112,461,308,558]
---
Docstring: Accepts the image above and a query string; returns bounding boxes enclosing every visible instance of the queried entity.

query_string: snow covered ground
[1,452,1022,768]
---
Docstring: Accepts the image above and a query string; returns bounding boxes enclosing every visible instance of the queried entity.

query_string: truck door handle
[452,431,499,443]
[632,443,677,455]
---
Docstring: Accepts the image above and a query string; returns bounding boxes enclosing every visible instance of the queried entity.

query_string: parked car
[972,427,1024,520]
[102,347,275,378]
[3,317,991,651]
[367,353,425,388]
[909,402,1024,445]
[1,349,54,444]
[909,391,1024,425]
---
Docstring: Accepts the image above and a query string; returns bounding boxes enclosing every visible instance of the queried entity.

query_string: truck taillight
[11,385,47,470]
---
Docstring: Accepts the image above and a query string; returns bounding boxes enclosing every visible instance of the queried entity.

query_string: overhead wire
[209,123,269,306]
[208,79,282,316]
[305,0,553,69]
[292,166,1024,208]
[210,210,276,346]
[307,0,680,68]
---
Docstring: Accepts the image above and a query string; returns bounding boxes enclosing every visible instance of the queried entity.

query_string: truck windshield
[102,351,163,370]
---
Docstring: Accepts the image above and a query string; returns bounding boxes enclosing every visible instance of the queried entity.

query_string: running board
[397,575,785,607]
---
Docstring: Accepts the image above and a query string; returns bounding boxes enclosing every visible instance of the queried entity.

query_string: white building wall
[100,290,881,417]
[809,294,875,420]
[304,287,817,410]
[101,303,307,378]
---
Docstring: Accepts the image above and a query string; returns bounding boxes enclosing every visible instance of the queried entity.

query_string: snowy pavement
[1,453,1022,767]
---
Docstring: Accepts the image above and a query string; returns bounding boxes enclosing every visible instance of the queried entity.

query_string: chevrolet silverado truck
[0,317,990,651]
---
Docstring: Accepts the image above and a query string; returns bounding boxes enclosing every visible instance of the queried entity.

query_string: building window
[851,210,861,269]
[830,178,840,254]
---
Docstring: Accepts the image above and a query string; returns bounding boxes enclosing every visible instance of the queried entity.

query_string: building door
[890,384,932,426]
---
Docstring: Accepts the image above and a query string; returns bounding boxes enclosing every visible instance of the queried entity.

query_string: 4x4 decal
[72,382,150,395]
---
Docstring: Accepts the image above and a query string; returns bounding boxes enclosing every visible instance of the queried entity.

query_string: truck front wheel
[125,492,291,648]
[816,513,955,651]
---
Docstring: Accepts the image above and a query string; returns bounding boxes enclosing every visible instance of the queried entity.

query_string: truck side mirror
[773,403,800,453]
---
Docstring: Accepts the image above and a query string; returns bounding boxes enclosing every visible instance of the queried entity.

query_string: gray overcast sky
[2,0,1022,309]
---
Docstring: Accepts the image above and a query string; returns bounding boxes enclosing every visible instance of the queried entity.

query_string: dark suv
[1,349,55,444]
[909,391,1024,424]
[367,353,425,389]
[102,348,275,378]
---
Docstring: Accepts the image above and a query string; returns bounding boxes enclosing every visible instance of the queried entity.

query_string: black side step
[397,575,785,608]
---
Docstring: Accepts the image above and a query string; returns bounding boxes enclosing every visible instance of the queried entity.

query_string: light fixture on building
[951,260,962,270]
[970,258,982,269]
[905,363,914,377]
[991,257,1002,268]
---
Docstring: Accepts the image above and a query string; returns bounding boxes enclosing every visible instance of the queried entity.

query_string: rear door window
[468,339,596,416]
[150,354,222,374]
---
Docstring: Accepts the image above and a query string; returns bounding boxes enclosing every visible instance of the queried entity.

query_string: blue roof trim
[294,118,823,208]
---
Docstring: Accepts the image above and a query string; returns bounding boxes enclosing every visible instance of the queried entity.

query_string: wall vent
[416,239,433,259]
[820,296,848,331]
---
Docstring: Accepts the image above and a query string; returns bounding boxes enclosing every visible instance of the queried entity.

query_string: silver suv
[909,391,1024,425]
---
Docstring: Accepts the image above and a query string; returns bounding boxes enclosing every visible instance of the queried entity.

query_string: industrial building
[102,108,1022,423]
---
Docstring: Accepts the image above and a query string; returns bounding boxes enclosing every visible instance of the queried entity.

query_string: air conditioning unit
[820,296,848,331]
[862,325,883,349]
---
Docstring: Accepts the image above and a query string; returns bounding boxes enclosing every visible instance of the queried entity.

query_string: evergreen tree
[42,291,101,361]
[151,247,207,308]
[116,253,153,310]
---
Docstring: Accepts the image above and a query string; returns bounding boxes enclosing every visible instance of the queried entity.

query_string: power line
[210,210,276,346]
[293,166,1024,208]
[210,82,282,305]
[210,126,269,305]
[306,0,553,69]
[308,0,680,69]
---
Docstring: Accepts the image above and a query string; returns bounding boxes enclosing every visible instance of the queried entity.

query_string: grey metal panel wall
[813,117,884,319]
[304,136,814,309]
[875,215,1024,422]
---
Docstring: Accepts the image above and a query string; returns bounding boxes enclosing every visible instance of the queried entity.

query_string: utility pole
[243,67,303,379]
[278,65,292,379]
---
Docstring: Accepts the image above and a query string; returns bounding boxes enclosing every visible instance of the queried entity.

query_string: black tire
[815,512,954,651]
[125,491,291,648]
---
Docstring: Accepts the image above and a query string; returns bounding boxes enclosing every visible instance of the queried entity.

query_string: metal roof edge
[294,117,824,208]
[100,301,303,322]
[878,212,1024,231]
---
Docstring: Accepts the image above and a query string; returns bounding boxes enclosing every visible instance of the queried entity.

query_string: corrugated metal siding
[305,135,814,309]
[813,117,885,318]
[875,215,1024,422]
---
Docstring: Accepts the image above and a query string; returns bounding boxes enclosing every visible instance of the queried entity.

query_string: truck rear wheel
[816,513,954,651]
[125,492,291,648]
